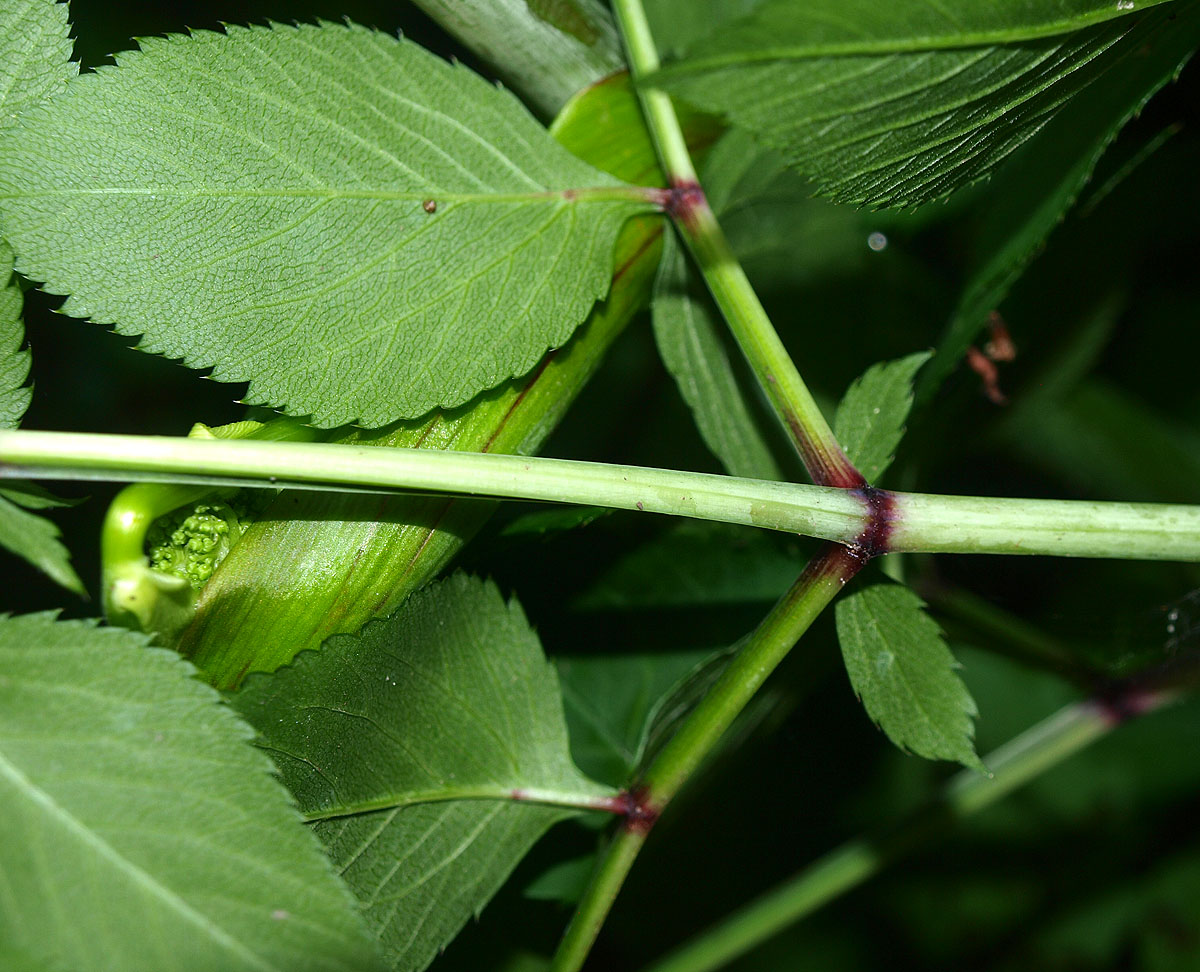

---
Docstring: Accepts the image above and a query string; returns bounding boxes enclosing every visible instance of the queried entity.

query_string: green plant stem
[5,429,1200,562]
[0,428,867,539]
[550,545,859,972]
[611,0,860,487]
[643,691,1178,972]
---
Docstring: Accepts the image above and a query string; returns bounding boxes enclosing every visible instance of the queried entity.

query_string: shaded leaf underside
[657,7,1172,207]
[0,21,651,427]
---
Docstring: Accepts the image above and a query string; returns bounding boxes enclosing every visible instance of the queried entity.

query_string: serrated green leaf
[835,583,982,769]
[652,232,782,480]
[0,480,81,510]
[0,0,76,132]
[654,5,1180,208]
[0,492,84,595]
[0,241,28,430]
[0,613,384,972]
[834,351,930,483]
[232,574,615,972]
[0,240,83,594]
[0,21,653,427]
[920,5,1200,397]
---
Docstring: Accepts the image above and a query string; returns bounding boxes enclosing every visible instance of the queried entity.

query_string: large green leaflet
[653,3,1179,207]
[835,583,982,769]
[0,614,384,972]
[0,22,652,427]
[233,574,616,972]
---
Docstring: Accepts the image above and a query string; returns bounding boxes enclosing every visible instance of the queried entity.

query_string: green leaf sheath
[835,583,982,769]
[409,0,622,118]
[653,4,1179,207]
[920,3,1200,396]
[0,21,653,427]
[834,352,931,483]
[233,574,614,972]
[0,614,384,972]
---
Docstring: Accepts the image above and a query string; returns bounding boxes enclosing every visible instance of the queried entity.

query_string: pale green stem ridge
[5,429,1200,562]
[612,0,860,487]
[643,693,1171,972]
[0,429,866,540]
[549,545,858,972]
[889,491,1200,561]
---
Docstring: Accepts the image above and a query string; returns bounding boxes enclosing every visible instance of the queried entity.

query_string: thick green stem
[0,428,868,540]
[642,691,1177,972]
[550,545,861,972]
[5,429,1200,562]
[611,0,859,487]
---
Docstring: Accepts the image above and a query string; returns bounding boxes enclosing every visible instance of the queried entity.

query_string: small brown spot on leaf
[422,199,437,213]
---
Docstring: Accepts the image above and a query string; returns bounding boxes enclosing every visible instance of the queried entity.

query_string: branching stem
[549,545,863,972]
[613,0,859,487]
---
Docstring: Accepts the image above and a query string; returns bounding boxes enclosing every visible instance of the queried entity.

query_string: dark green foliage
[2,2,1199,972]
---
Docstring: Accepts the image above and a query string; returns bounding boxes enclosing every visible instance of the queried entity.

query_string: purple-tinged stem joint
[847,485,899,564]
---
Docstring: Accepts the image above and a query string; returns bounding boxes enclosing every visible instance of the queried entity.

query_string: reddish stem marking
[616,785,661,835]
[848,485,898,563]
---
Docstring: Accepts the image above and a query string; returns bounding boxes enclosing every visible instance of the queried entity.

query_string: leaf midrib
[296,780,617,822]
[655,6,1161,73]
[0,186,649,204]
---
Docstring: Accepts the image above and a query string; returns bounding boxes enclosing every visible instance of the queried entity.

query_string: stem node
[847,485,898,562]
